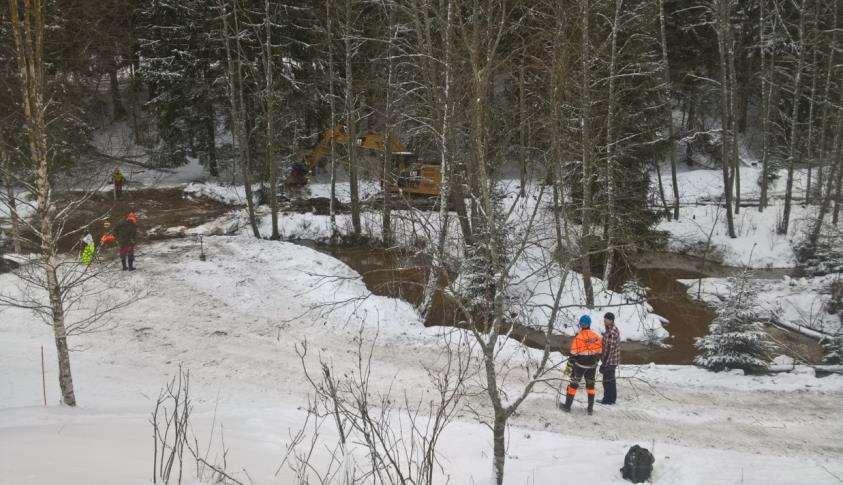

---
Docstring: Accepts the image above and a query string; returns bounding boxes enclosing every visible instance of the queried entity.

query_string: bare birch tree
[779,0,810,234]
[6,0,77,405]
[326,0,340,243]
[658,0,680,220]
[263,0,280,240]
[3,0,141,406]
[342,0,362,237]
[219,0,261,239]
[602,0,623,282]
[411,0,457,319]
[804,89,843,256]
[580,0,596,306]
[713,0,737,238]
[758,0,778,211]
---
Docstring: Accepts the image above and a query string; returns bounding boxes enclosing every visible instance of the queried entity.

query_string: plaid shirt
[602,325,620,366]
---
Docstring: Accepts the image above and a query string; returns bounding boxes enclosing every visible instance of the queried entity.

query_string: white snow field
[2,236,843,484]
[655,167,820,268]
[186,184,669,342]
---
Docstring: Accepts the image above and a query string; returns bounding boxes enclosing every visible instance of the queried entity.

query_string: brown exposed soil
[20,188,233,253]
[0,256,19,274]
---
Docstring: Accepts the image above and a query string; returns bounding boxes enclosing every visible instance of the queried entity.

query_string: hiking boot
[560,394,574,412]
[587,395,595,415]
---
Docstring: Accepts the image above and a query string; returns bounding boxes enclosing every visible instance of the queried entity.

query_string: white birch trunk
[580,0,595,306]
[8,0,76,406]
[780,0,810,234]
[658,0,680,220]
[265,0,280,240]
[602,0,622,283]
[327,0,339,242]
[420,0,453,319]
[715,0,736,238]
[344,0,361,236]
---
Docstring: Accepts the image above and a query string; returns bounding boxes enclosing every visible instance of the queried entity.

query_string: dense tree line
[4,0,840,249]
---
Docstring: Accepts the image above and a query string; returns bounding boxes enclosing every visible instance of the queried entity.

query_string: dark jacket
[114,220,137,246]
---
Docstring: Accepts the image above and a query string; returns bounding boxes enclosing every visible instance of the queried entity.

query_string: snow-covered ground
[679,274,842,338]
[2,236,843,484]
[4,150,842,482]
[656,165,813,205]
[181,165,820,270]
[181,178,669,342]
[655,167,818,268]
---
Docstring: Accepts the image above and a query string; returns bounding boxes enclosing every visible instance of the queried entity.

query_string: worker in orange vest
[115,211,138,271]
[561,314,603,415]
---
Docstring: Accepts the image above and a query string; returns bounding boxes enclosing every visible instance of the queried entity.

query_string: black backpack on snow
[620,445,655,483]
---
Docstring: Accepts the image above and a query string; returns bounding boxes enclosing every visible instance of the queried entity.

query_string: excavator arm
[302,125,405,172]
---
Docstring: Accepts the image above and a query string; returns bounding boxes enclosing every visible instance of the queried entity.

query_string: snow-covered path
[2,236,842,484]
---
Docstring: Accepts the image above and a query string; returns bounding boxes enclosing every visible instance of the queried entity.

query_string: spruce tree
[695,271,774,373]
[458,197,519,326]
[135,0,222,173]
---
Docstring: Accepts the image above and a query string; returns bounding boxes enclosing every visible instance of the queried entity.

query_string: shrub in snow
[622,277,648,303]
[694,271,774,373]
[794,223,843,276]
[821,331,843,366]
[829,280,843,315]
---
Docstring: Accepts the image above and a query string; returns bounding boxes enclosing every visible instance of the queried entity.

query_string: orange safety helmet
[126,212,138,224]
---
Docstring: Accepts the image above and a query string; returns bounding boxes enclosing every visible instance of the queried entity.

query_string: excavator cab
[388,152,441,197]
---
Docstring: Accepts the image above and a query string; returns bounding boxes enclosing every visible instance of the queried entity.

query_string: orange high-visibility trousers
[566,364,597,397]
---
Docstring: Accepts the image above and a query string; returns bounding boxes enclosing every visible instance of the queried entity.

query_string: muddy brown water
[319,245,822,365]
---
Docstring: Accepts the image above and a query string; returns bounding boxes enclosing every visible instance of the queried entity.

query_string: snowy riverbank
[679,274,841,339]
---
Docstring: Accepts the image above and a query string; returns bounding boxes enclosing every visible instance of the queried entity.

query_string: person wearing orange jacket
[561,314,603,415]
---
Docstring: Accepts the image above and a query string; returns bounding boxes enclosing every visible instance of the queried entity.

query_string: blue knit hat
[578,314,592,327]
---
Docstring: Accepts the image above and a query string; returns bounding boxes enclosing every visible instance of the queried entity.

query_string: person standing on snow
[561,314,603,415]
[112,168,125,200]
[115,211,138,271]
[599,312,620,405]
[80,234,95,266]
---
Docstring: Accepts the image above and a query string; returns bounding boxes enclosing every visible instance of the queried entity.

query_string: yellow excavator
[299,126,442,198]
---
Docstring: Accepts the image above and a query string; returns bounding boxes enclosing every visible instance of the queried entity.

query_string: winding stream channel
[314,245,822,364]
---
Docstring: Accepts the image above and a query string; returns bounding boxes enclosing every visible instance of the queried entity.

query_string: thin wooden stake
[41,346,47,406]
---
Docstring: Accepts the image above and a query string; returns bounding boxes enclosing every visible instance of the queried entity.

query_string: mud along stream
[311,245,822,365]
